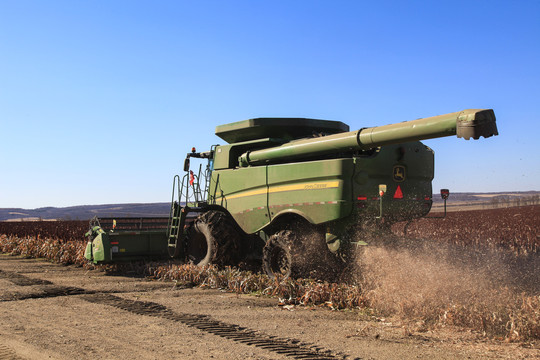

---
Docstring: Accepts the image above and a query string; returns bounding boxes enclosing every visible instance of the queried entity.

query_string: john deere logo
[393,165,406,182]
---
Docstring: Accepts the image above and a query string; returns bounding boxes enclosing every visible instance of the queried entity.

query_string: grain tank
[166,109,497,278]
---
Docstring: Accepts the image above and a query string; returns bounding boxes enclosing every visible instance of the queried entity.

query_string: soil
[1,255,538,359]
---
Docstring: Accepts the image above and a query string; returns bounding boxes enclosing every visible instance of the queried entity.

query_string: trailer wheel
[186,211,241,266]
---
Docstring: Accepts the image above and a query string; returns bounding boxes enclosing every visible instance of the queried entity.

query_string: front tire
[186,211,241,266]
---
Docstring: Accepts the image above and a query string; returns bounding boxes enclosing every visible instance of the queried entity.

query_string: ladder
[167,175,189,257]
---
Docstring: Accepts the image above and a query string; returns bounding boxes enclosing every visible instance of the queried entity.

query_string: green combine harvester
[85,109,498,278]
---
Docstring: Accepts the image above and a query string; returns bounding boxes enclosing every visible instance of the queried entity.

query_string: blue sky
[1,1,539,208]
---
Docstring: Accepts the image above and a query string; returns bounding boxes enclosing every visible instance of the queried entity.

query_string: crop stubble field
[0,205,539,359]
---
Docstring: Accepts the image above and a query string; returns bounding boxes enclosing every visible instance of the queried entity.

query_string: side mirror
[183,157,190,172]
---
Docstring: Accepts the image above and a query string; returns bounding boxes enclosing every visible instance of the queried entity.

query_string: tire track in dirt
[0,344,23,360]
[0,269,52,286]
[0,285,90,302]
[82,293,350,360]
[0,269,352,359]
[0,269,91,301]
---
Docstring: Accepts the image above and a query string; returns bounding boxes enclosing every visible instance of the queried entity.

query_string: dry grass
[153,263,368,310]
[0,235,87,266]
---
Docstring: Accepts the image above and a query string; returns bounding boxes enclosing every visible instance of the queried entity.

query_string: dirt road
[0,254,536,360]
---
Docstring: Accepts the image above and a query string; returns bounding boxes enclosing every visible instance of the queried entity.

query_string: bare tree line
[488,194,540,208]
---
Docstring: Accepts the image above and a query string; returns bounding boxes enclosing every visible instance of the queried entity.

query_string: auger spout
[238,109,497,167]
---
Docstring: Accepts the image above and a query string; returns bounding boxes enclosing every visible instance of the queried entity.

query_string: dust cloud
[349,233,540,336]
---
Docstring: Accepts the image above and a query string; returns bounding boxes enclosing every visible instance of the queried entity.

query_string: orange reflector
[424,196,431,200]
[393,185,403,199]
[357,196,367,200]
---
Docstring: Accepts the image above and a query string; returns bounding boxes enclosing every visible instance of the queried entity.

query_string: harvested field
[0,220,87,242]
[0,206,539,358]
[396,205,539,255]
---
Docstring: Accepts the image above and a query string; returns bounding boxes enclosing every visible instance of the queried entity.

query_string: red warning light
[191,147,196,153]
[393,185,403,199]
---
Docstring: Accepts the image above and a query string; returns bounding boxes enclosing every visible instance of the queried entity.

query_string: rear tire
[262,225,342,280]
[262,231,296,279]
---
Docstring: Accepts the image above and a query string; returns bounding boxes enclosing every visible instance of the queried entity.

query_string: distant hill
[0,203,171,221]
[1,191,538,221]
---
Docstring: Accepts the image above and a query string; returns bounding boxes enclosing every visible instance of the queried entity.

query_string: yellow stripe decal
[216,181,340,201]
[269,180,340,193]
[219,188,267,200]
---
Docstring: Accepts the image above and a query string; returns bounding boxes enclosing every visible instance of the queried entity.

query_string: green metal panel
[89,230,168,264]
[210,159,357,232]
[209,166,269,233]
[91,233,107,263]
[266,159,354,225]
[213,144,234,170]
[351,142,434,221]
[209,143,435,233]
[84,241,92,260]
